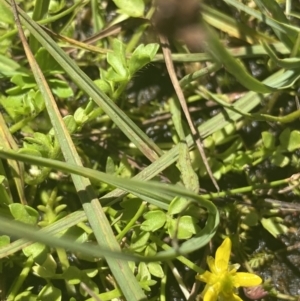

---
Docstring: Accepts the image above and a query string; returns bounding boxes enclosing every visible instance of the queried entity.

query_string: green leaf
[130,230,150,252]
[279,128,300,152]
[167,218,178,239]
[177,216,201,239]
[23,242,48,263]
[233,153,252,170]
[10,74,36,90]
[0,1,14,24]
[106,69,128,82]
[168,197,189,215]
[37,284,61,301]
[262,131,275,150]
[18,147,42,158]
[147,262,164,278]
[63,115,77,134]
[15,290,37,301]
[271,150,289,167]
[0,235,10,247]
[49,0,66,13]
[33,90,45,113]
[112,0,145,17]
[141,210,166,232]
[85,268,99,278]
[24,132,54,157]
[211,123,236,146]
[168,216,201,239]
[139,279,157,292]
[32,253,57,278]
[279,128,290,149]
[94,78,113,96]
[128,44,159,75]
[49,78,74,98]
[106,40,128,81]
[74,107,89,125]
[63,266,82,285]
[79,278,99,297]
[54,204,67,215]
[2,89,43,119]
[144,242,157,256]
[261,217,288,238]
[105,157,115,175]
[120,198,143,221]
[137,262,151,281]
[0,54,26,78]
[9,203,39,225]
[35,48,64,75]
[59,226,89,244]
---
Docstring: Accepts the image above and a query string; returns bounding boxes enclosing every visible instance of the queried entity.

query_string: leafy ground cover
[0,0,300,300]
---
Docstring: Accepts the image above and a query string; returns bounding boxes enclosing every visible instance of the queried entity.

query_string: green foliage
[9,203,39,225]
[279,128,300,152]
[112,0,145,17]
[0,175,13,205]
[37,284,61,301]
[0,0,13,24]
[1,90,44,121]
[260,217,289,238]
[97,39,159,101]
[4,49,73,99]
[1,0,300,300]
[141,197,201,242]
[141,210,166,232]
[23,243,48,262]
[38,188,67,226]
[0,235,10,247]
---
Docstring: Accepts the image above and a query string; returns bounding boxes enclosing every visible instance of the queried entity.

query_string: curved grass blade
[203,23,274,93]
[0,210,87,258]
[0,148,219,258]
[262,41,300,69]
[202,4,275,44]
[224,0,299,44]
[0,213,211,264]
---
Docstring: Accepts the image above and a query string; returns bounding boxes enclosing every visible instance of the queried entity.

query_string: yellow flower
[196,237,262,301]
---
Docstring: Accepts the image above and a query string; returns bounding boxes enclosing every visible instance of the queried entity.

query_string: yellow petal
[202,283,220,301]
[196,271,216,284]
[234,272,262,287]
[207,256,217,274]
[215,237,231,272]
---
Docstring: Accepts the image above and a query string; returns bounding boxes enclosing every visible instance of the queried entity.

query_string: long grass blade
[0,148,219,258]
[9,1,147,299]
